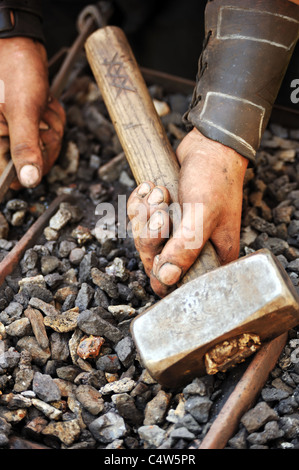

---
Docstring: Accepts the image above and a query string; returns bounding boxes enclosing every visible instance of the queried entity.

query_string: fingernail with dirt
[137,182,151,197]
[148,188,164,205]
[149,211,164,231]
[157,262,182,285]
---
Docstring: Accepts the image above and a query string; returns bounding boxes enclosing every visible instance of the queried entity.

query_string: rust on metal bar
[197,333,288,449]
[204,333,262,375]
[0,160,17,205]
[9,436,50,450]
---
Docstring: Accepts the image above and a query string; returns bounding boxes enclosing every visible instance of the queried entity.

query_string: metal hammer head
[131,249,299,388]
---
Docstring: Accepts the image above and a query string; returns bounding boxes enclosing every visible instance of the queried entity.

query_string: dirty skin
[127,127,248,297]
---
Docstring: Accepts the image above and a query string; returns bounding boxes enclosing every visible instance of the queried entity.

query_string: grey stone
[228,428,247,449]
[77,309,123,343]
[250,216,277,236]
[254,233,289,257]
[96,354,121,373]
[144,390,172,425]
[44,273,64,289]
[49,208,72,231]
[79,252,98,283]
[184,396,212,423]
[261,387,290,402]
[29,297,59,316]
[114,336,135,368]
[21,249,39,273]
[60,202,83,223]
[93,288,110,309]
[5,318,32,337]
[249,444,269,449]
[41,256,60,275]
[247,421,284,445]
[279,416,299,439]
[0,432,9,447]
[69,247,85,265]
[0,348,20,372]
[42,419,81,446]
[50,332,70,361]
[58,240,77,258]
[105,439,125,450]
[89,411,126,443]
[100,377,136,395]
[105,257,129,282]
[272,375,294,393]
[117,283,134,303]
[16,337,50,366]
[21,284,53,303]
[61,294,76,312]
[276,254,288,268]
[6,199,27,212]
[183,377,208,397]
[138,425,166,448]
[287,259,299,274]
[0,213,9,239]
[0,393,31,410]
[56,365,81,382]
[75,384,104,415]
[3,302,23,323]
[169,427,195,440]
[277,396,298,415]
[111,393,143,425]
[0,239,14,251]
[13,367,34,393]
[91,267,119,299]
[288,219,299,238]
[0,417,11,436]
[241,401,279,433]
[32,372,61,403]
[175,414,201,434]
[75,283,94,311]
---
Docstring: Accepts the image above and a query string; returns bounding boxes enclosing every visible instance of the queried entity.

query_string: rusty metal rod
[196,333,288,449]
[8,435,50,450]
[0,194,72,287]
[50,15,98,99]
[0,160,16,204]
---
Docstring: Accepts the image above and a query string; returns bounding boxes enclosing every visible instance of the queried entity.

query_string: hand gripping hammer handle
[85,26,220,281]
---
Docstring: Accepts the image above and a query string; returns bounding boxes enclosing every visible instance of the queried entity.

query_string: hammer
[85,26,299,388]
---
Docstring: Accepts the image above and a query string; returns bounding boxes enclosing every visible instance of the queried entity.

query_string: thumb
[8,108,43,188]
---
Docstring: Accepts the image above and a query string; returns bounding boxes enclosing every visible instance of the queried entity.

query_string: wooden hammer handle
[85,26,220,279]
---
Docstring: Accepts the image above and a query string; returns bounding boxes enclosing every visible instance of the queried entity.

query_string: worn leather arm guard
[0,0,44,43]
[184,0,299,163]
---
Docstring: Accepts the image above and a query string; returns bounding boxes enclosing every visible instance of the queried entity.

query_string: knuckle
[12,142,39,158]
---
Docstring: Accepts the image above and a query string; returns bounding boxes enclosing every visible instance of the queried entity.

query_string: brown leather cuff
[184,0,299,163]
[0,1,44,43]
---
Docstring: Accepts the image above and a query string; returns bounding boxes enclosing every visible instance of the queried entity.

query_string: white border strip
[217,7,299,51]
[199,91,265,156]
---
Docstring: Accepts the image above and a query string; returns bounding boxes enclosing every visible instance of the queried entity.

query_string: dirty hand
[127,127,249,297]
[0,37,65,189]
